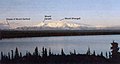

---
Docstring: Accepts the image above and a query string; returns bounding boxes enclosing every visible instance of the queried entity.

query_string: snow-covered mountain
[1,20,120,30]
[16,21,96,30]
[0,23,10,30]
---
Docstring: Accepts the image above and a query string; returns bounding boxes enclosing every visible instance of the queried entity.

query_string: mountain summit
[35,21,81,28]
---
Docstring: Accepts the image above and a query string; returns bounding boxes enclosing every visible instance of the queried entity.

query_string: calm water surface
[0,35,120,55]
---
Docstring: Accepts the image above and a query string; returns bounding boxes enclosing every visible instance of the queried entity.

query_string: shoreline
[1,30,120,39]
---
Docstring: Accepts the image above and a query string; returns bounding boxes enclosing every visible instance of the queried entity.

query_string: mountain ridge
[16,21,96,30]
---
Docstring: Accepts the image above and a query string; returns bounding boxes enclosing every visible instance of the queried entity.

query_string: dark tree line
[0,47,117,64]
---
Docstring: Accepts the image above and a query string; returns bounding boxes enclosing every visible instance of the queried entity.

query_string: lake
[0,35,120,56]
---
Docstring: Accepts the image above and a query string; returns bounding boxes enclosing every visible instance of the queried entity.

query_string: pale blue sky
[0,0,120,26]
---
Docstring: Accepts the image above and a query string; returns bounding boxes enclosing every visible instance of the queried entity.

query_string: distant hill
[103,26,120,30]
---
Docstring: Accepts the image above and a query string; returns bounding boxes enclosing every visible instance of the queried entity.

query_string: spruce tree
[44,48,47,57]
[20,52,22,58]
[11,50,14,60]
[15,47,19,59]
[61,48,65,55]
[106,52,108,58]
[8,52,10,60]
[109,52,111,58]
[34,47,39,56]
[42,47,45,57]
[1,52,3,60]
[86,47,91,55]
[100,52,103,56]
[74,49,76,55]
[93,50,96,56]
[49,48,51,56]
